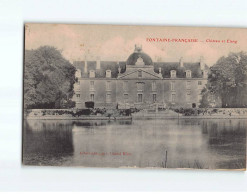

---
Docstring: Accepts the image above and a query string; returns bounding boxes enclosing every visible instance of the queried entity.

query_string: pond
[22,119,246,170]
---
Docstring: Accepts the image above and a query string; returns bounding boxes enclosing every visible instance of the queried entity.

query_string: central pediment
[118,67,162,79]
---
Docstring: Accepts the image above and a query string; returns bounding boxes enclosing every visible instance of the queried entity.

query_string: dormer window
[75,69,81,78]
[170,70,176,78]
[186,70,191,78]
[106,70,111,78]
[89,70,95,78]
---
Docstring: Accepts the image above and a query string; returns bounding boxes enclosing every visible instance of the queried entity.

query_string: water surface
[22,119,246,169]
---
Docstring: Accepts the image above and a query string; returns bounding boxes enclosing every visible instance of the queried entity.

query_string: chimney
[118,62,121,74]
[179,57,184,67]
[84,60,88,73]
[203,70,208,78]
[96,57,100,70]
[158,67,163,78]
[200,56,205,70]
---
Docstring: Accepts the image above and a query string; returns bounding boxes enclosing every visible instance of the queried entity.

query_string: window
[186,91,191,102]
[90,94,94,101]
[106,93,111,103]
[123,81,128,91]
[186,81,191,89]
[171,81,175,91]
[90,81,94,90]
[137,82,144,91]
[152,81,157,91]
[138,94,143,102]
[76,94,80,98]
[153,94,157,102]
[198,81,202,85]
[124,94,128,103]
[138,70,142,78]
[171,93,176,102]
[106,81,111,91]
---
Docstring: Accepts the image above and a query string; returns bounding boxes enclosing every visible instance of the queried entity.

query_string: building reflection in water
[23,119,246,169]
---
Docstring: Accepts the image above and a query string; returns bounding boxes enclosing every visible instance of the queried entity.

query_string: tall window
[138,70,142,78]
[106,81,111,91]
[138,94,143,102]
[153,94,157,102]
[186,91,191,102]
[90,94,94,101]
[186,81,191,89]
[76,94,80,98]
[198,81,202,85]
[123,81,128,91]
[152,81,157,91]
[90,81,94,90]
[124,94,128,103]
[171,81,175,91]
[171,93,176,102]
[106,93,111,103]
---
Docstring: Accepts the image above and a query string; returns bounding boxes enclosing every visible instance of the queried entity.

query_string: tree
[24,46,76,109]
[205,51,247,108]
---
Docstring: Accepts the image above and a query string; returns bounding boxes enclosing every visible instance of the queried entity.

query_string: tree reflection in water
[23,120,74,166]
[22,119,246,169]
[201,119,246,169]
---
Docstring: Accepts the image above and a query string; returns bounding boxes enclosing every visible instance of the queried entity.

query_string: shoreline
[25,115,247,120]
[24,108,247,120]
[133,115,247,119]
[25,116,132,120]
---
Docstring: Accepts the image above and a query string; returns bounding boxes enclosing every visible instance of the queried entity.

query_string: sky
[25,24,247,66]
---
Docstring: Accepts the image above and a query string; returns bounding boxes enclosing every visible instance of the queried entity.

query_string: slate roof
[74,61,209,79]
[127,52,153,65]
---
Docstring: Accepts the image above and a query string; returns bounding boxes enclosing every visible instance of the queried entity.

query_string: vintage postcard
[23,24,247,170]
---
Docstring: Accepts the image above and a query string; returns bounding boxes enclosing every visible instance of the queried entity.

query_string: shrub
[75,109,91,116]
[63,100,76,109]
[85,101,94,108]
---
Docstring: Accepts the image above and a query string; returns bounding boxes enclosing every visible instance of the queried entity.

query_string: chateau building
[73,45,209,109]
